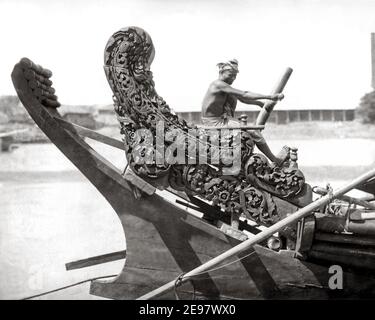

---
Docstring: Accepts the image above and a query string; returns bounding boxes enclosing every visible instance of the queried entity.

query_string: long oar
[137,167,375,300]
[256,67,293,125]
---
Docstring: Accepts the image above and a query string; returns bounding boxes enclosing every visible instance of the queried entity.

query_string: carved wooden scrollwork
[104,26,306,227]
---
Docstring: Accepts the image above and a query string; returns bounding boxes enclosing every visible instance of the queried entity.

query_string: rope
[177,288,246,300]
[187,250,256,278]
[21,249,256,300]
[173,250,256,300]
[345,199,353,229]
[174,272,196,300]
[20,274,118,300]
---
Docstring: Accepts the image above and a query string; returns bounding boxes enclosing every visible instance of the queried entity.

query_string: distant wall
[0,95,356,127]
[177,109,355,125]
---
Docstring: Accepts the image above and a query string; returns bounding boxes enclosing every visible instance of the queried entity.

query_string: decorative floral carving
[104,26,306,227]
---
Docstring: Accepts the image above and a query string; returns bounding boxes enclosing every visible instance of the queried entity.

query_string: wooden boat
[11,27,375,299]
[0,128,28,152]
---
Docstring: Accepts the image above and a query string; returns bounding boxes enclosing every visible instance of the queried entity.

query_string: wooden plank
[315,232,375,247]
[65,250,126,270]
[350,210,375,221]
[123,168,156,195]
[53,116,125,150]
[308,250,375,270]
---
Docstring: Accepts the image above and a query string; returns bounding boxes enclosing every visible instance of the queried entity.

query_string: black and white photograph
[1,0,375,305]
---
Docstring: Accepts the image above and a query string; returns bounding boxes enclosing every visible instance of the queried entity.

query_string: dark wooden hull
[11,61,375,299]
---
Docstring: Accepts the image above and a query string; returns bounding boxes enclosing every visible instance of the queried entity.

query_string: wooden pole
[137,167,375,300]
[314,232,375,247]
[313,186,375,210]
[372,33,375,90]
[53,116,125,151]
[0,128,29,138]
[256,67,293,125]
[65,250,126,270]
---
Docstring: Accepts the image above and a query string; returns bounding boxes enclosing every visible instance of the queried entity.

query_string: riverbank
[2,120,375,145]
[1,139,373,185]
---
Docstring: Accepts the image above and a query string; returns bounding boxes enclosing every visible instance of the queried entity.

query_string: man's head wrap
[217,59,239,73]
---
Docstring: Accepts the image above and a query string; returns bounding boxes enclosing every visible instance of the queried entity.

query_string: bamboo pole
[137,167,375,300]
[256,68,293,125]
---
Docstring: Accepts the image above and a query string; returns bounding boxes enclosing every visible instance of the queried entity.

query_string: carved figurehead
[104,26,308,228]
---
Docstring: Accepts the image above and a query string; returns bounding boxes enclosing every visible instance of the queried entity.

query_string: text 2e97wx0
[183,304,236,315]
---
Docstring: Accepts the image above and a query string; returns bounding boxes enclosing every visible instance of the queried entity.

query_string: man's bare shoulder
[210,79,230,92]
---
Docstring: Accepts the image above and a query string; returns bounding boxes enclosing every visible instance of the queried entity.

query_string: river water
[1,139,374,299]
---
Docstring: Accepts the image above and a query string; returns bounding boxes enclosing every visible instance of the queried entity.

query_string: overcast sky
[1,0,375,111]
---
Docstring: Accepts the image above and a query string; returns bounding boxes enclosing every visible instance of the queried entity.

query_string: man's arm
[215,81,283,103]
[237,97,264,107]
[225,90,263,110]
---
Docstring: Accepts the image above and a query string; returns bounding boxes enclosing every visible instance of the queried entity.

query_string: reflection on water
[0,139,374,299]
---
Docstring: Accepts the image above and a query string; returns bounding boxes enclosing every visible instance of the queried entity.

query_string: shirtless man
[201,59,287,165]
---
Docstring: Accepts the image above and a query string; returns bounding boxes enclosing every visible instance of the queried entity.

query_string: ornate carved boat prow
[11,26,375,300]
[103,26,310,229]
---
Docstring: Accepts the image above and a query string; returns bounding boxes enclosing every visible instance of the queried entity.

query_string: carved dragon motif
[104,26,306,227]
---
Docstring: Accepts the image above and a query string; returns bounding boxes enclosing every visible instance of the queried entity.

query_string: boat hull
[11,59,375,299]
